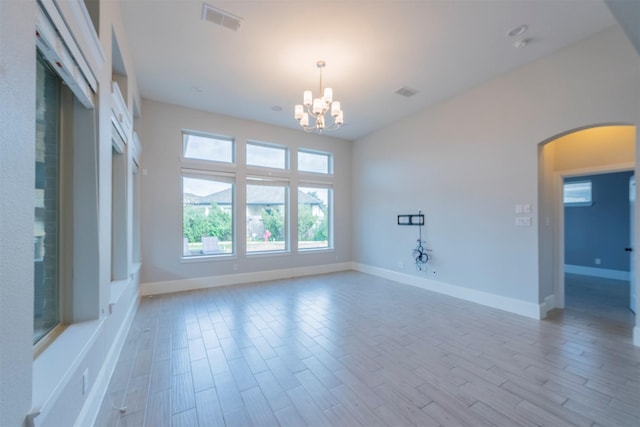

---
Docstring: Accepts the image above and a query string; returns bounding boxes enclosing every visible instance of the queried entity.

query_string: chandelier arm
[323,122,340,132]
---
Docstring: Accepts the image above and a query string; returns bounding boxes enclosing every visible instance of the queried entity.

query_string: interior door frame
[553,163,635,310]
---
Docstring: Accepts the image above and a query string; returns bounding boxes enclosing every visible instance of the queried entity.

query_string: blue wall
[565,171,633,272]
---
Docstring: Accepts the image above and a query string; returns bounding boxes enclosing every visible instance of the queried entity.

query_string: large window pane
[34,53,61,344]
[247,141,287,169]
[111,146,127,280]
[298,150,331,174]
[132,164,141,263]
[247,184,287,252]
[298,187,330,249]
[183,132,233,163]
[183,176,234,256]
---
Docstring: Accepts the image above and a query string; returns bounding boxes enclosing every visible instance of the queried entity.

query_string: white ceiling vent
[201,3,242,31]
[395,86,419,98]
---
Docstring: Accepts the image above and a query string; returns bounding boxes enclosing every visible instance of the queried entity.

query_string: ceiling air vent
[395,86,419,98]
[201,3,242,32]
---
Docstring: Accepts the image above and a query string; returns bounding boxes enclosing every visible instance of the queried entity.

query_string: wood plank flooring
[94,271,640,426]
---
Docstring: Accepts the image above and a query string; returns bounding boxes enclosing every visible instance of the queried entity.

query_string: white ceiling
[119,0,618,141]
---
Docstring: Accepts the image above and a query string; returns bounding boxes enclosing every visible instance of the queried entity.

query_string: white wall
[140,100,352,293]
[0,1,143,425]
[352,26,640,318]
[0,1,37,425]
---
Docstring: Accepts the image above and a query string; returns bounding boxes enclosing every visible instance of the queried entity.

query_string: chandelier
[294,60,344,133]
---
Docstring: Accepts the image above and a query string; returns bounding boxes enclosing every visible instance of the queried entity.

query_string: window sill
[181,254,237,263]
[32,318,103,424]
[298,247,334,254]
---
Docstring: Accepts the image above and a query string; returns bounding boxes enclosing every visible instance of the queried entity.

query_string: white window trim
[181,173,236,259]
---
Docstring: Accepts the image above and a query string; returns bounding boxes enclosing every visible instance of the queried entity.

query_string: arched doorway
[538,124,638,345]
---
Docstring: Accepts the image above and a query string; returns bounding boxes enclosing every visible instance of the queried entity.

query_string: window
[246,182,288,253]
[179,133,335,257]
[298,187,331,250]
[247,141,288,169]
[111,145,127,280]
[183,132,234,163]
[183,175,234,256]
[34,52,63,344]
[564,180,592,206]
[132,162,141,264]
[298,149,332,174]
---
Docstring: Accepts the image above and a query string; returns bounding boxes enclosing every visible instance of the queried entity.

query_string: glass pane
[34,53,61,344]
[183,177,234,256]
[298,187,330,249]
[247,142,287,169]
[298,150,331,174]
[184,133,233,163]
[247,184,286,252]
[564,181,592,204]
[132,165,141,263]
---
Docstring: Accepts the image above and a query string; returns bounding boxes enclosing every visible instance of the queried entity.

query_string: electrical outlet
[595,258,601,265]
[397,262,405,270]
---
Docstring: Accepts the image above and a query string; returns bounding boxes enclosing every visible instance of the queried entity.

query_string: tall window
[246,182,288,253]
[132,162,141,264]
[183,175,234,256]
[298,187,331,250]
[34,53,63,344]
[111,145,127,280]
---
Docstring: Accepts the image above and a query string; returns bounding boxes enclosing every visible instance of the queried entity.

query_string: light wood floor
[94,271,640,426]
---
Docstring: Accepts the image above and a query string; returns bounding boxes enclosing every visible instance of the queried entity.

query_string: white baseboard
[353,263,543,320]
[140,262,354,296]
[564,264,630,281]
[74,288,139,427]
[540,294,556,318]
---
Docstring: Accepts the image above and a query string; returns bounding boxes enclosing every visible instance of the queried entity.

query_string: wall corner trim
[353,263,543,320]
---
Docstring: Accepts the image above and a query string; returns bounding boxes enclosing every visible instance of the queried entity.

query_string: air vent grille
[201,3,242,31]
[395,86,419,98]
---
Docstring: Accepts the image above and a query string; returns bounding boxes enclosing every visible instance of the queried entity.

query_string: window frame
[34,51,67,348]
[298,148,333,175]
[297,185,333,251]
[246,177,290,255]
[246,140,290,171]
[181,170,236,259]
[182,130,236,165]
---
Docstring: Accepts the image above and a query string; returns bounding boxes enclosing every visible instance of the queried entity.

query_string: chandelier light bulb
[300,113,309,127]
[303,91,312,106]
[331,101,340,117]
[323,88,333,103]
